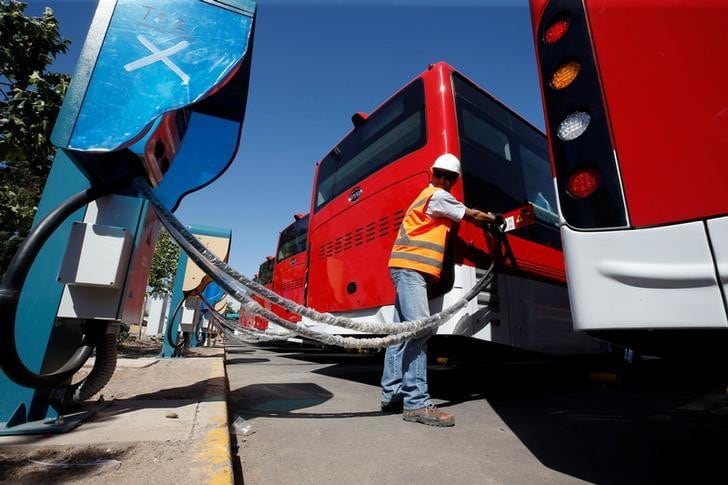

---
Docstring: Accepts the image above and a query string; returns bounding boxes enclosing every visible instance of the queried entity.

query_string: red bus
[239,256,275,331]
[302,61,605,355]
[271,213,309,323]
[530,0,728,355]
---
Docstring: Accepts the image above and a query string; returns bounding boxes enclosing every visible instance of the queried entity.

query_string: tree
[0,1,70,278]
[147,228,179,296]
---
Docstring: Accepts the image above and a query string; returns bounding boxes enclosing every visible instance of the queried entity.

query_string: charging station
[162,225,231,357]
[195,281,227,347]
[0,0,256,435]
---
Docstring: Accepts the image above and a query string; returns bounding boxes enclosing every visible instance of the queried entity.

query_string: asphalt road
[225,339,728,485]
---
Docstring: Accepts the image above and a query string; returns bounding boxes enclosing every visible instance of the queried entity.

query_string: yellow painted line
[198,411,233,485]
[192,356,234,485]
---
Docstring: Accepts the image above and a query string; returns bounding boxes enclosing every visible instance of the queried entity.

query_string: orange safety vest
[388,185,455,281]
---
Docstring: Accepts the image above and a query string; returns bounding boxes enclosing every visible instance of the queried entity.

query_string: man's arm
[428,189,503,226]
[464,208,503,227]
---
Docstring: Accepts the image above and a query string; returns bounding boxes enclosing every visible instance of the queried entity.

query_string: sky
[27,0,545,280]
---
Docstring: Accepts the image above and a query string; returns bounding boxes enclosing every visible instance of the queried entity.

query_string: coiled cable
[138,178,500,341]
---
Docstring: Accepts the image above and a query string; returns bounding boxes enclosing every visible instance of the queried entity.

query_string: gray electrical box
[56,195,147,321]
[58,222,132,288]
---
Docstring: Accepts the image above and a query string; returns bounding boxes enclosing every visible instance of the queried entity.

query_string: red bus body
[530,0,728,354]
[270,213,309,323]
[239,256,275,331]
[303,62,604,355]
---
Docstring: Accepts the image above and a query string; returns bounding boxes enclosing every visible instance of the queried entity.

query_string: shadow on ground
[234,340,728,484]
[228,382,384,420]
[485,359,728,485]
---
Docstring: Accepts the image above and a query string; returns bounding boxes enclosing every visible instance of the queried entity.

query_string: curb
[189,353,234,485]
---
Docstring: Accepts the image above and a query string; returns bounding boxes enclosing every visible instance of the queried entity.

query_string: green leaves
[148,229,180,296]
[0,1,70,277]
[0,1,69,89]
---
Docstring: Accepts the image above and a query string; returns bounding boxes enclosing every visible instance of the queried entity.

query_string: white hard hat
[431,153,461,176]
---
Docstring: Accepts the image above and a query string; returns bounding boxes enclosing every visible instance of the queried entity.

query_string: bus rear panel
[530,0,728,353]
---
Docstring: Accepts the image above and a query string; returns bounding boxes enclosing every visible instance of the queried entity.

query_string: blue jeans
[380,268,432,410]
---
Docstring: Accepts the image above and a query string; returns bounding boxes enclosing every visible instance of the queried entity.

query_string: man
[380,153,501,427]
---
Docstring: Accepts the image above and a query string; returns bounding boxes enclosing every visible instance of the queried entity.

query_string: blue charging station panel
[1,0,256,434]
[53,0,255,151]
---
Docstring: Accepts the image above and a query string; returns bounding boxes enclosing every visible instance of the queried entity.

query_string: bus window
[461,109,512,163]
[454,74,561,249]
[455,75,526,216]
[520,143,559,228]
[277,215,309,262]
[314,79,426,212]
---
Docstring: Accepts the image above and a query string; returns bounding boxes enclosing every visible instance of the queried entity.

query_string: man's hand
[490,212,505,226]
[465,209,505,228]
[465,208,493,227]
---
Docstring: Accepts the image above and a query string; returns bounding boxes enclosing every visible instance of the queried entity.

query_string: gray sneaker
[402,405,454,427]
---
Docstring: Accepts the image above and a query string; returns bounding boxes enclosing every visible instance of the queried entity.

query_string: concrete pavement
[225,342,586,485]
[3,338,728,484]
[226,341,728,485]
[0,346,233,484]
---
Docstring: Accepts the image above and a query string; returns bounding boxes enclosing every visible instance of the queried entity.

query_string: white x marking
[124,35,190,84]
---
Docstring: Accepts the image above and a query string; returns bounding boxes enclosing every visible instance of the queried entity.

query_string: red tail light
[544,14,570,44]
[567,168,599,198]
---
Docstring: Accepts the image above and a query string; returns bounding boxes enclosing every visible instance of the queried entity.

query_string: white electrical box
[58,222,132,288]
[179,297,198,332]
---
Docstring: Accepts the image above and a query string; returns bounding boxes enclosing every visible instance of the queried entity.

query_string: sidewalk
[0,345,232,484]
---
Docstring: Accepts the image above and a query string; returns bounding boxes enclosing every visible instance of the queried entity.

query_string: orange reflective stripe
[393,227,445,252]
[409,196,429,211]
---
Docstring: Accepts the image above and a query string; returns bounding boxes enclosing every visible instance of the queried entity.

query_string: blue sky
[28,0,545,279]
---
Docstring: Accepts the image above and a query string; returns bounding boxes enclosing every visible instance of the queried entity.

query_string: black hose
[195,310,206,344]
[196,293,224,342]
[485,223,509,267]
[66,331,118,405]
[165,295,189,354]
[0,182,121,388]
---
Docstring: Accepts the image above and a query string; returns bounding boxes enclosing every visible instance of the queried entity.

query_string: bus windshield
[277,215,309,262]
[258,259,273,285]
[453,74,560,236]
[314,79,426,212]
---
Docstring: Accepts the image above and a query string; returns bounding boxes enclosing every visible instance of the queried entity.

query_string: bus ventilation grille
[317,209,405,260]
[281,278,305,291]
